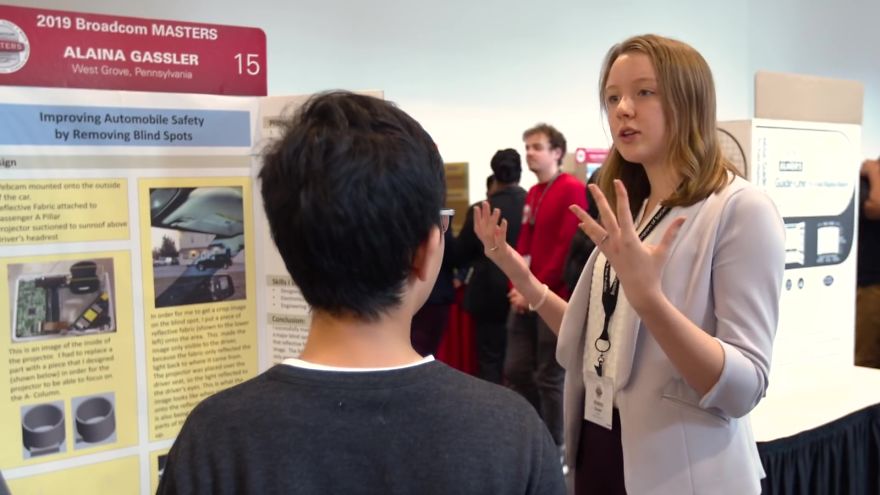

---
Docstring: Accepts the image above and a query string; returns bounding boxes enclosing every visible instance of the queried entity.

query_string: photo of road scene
[149,186,246,308]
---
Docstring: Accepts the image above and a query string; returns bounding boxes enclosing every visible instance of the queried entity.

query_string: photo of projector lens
[74,394,116,447]
[21,402,66,458]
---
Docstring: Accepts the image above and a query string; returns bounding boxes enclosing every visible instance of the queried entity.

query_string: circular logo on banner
[575,148,588,164]
[0,19,30,74]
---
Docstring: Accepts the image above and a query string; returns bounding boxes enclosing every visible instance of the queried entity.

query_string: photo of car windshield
[149,186,245,308]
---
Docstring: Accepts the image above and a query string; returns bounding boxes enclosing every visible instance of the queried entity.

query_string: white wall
[7,0,876,202]
[746,0,880,158]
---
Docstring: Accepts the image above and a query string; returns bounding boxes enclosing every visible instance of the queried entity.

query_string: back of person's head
[522,124,567,165]
[490,148,522,184]
[260,91,445,321]
[597,33,734,214]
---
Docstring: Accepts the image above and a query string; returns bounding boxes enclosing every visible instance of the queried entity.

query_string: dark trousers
[504,311,564,445]
[575,411,626,494]
[473,315,507,384]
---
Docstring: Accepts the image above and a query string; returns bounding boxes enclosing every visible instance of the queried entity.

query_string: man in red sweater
[506,123,587,449]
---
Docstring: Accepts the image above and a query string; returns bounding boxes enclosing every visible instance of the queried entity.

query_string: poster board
[0,4,299,493]
[0,85,262,495]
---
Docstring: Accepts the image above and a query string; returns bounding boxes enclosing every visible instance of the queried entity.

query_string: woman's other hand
[473,201,531,286]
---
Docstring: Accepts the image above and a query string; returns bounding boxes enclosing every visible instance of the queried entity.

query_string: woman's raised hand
[569,180,685,311]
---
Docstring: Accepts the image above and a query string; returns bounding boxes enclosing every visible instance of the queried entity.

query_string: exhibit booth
[720,72,880,494]
[1,3,878,493]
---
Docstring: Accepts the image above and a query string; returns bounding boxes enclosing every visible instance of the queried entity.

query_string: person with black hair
[456,149,527,383]
[410,226,456,357]
[562,168,601,292]
[157,92,564,495]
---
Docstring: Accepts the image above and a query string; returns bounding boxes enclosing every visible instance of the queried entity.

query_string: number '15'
[234,53,261,76]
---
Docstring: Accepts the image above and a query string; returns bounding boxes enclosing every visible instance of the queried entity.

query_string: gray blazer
[558,175,785,495]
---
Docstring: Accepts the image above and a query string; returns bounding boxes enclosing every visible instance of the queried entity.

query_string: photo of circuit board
[14,278,48,338]
[10,258,117,342]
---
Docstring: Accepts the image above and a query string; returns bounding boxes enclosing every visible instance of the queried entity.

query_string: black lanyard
[594,205,672,377]
[528,172,562,226]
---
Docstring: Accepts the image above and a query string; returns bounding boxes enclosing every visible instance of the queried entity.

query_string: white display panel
[719,119,880,441]
[753,126,855,219]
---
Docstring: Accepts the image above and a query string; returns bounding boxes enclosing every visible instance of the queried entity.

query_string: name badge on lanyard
[584,205,672,430]
[584,374,614,429]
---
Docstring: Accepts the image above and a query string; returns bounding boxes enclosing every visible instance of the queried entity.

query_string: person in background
[454,175,497,292]
[562,167,601,293]
[157,92,565,495]
[473,34,784,494]
[411,226,456,357]
[457,151,527,383]
[856,157,880,369]
[486,173,498,197]
[506,124,587,448]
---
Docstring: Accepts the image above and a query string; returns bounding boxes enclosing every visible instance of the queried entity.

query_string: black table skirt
[757,403,880,495]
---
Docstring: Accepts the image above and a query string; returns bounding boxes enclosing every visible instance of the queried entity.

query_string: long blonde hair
[597,34,737,216]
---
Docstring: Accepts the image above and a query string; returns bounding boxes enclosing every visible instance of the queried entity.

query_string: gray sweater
[157,361,565,494]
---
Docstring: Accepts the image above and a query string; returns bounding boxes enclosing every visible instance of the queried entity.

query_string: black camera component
[69,261,100,294]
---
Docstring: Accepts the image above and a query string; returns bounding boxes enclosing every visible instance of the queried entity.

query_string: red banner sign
[574,147,609,164]
[0,4,266,95]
